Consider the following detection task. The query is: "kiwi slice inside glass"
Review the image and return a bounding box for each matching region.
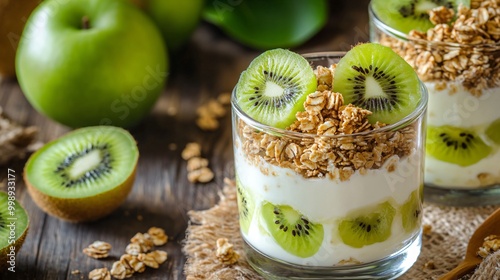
[24,126,139,222]
[333,43,421,124]
[338,201,396,248]
[235,175,255,234]
[0,191,29,269]
[426,125,492,167]
[371,0,469,34]
[235,48,317,129]
[400,190,422,233]
[485,118,500,145]
[261,201,324,258]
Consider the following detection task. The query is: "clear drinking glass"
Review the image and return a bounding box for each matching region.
[231,52,427,279]
[369,2,500,206]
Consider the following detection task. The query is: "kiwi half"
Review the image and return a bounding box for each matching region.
[333,43,421,124]
[235,175,255,234]
[372,0,469,34]
[485,118,500,145]
[338,201,396,248]
[0,191,29,269]
[235,48,317,129]
[261,201,324,258]
[426,125,492,167]
[400,190,422,233]
[24,126,138,222]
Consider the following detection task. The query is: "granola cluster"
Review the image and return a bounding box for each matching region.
[85,227,168,280]
[215,238,240,265]
[237,65,416,181]
[379,0,500,96]
[477,234,500,258]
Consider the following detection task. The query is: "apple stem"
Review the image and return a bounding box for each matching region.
[82,16,90,30]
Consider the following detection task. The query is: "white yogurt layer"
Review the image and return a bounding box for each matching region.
[234,144,422,266]
[425,82,500,188]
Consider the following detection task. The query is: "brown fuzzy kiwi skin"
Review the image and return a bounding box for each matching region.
[0,226,28,269]
[24,165,137,223]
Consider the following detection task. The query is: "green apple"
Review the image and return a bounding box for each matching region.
[131,0,205,50]
[16,0,168,128]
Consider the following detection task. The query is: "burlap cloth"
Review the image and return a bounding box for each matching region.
[183,179,500,280]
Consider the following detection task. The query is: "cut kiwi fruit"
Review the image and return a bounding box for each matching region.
[332,43,421,124]
[426,125,491,167]
[235,48,317,129]
[235,175,255,234]
[261,201,324,258]
[0,191,29,269]
[338,201,396,248]
[485,118,500,145]
[371,0,469,34]
[400,190,422,233]
[24,126,139,222]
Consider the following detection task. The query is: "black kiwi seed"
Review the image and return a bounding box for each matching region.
[0,212,4,228]
[54,144,113,188]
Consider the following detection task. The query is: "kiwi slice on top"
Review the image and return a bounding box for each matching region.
[426,125,492,167]
[261,201,324,258]
[371,0,469,34]
[24,126,138,222]
[235,48,317,129]
[0,192,29,269]
[337,201,396,248]
[333,43,421,124]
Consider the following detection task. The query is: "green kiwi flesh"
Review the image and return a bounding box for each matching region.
[485,118,500,145]
[0,192,29,269]
[235,175,254,234]
[400,190,422,233]
[333,43,421,124]
[338,201,395,248]
[372,0,470,34]
[24,126,138,222]
[426,125,492,167]
[262,201,324,258]
[235,48,317,129]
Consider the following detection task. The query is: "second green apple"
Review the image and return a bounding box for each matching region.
[131,0,205,51]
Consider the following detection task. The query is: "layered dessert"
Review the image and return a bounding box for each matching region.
[231,44,426,266]
[370,0,500,188]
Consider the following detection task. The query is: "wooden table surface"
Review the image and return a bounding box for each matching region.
[0,1,370,279]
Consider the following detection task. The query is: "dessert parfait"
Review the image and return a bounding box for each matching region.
[231,43,427,279]
[370,0,500,203]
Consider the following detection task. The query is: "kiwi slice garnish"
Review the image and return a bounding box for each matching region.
[0,192,29,269]
[426,125,492,167]
[235,175,255,234]
[235,48,317,129]
[333,43,421,124]
[485,118,500,145]
[261,201,324,258]
[24,126,139,222]
[371,0,469,34]
[400,190,422,233]
[338,201,396,248]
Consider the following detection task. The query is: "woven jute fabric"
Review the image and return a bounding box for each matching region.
[183,179,499,280]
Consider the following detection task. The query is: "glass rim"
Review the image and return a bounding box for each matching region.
[231,51,428,139]
[368,1,500,49]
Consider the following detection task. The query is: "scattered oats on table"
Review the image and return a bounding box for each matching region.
[195,93,231,131]
[83,241,112,259]
[88,267,111,280]
[423,260,436,270]
[423,224,433,235]
[148,226,169,246]
[182,142,214,183]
